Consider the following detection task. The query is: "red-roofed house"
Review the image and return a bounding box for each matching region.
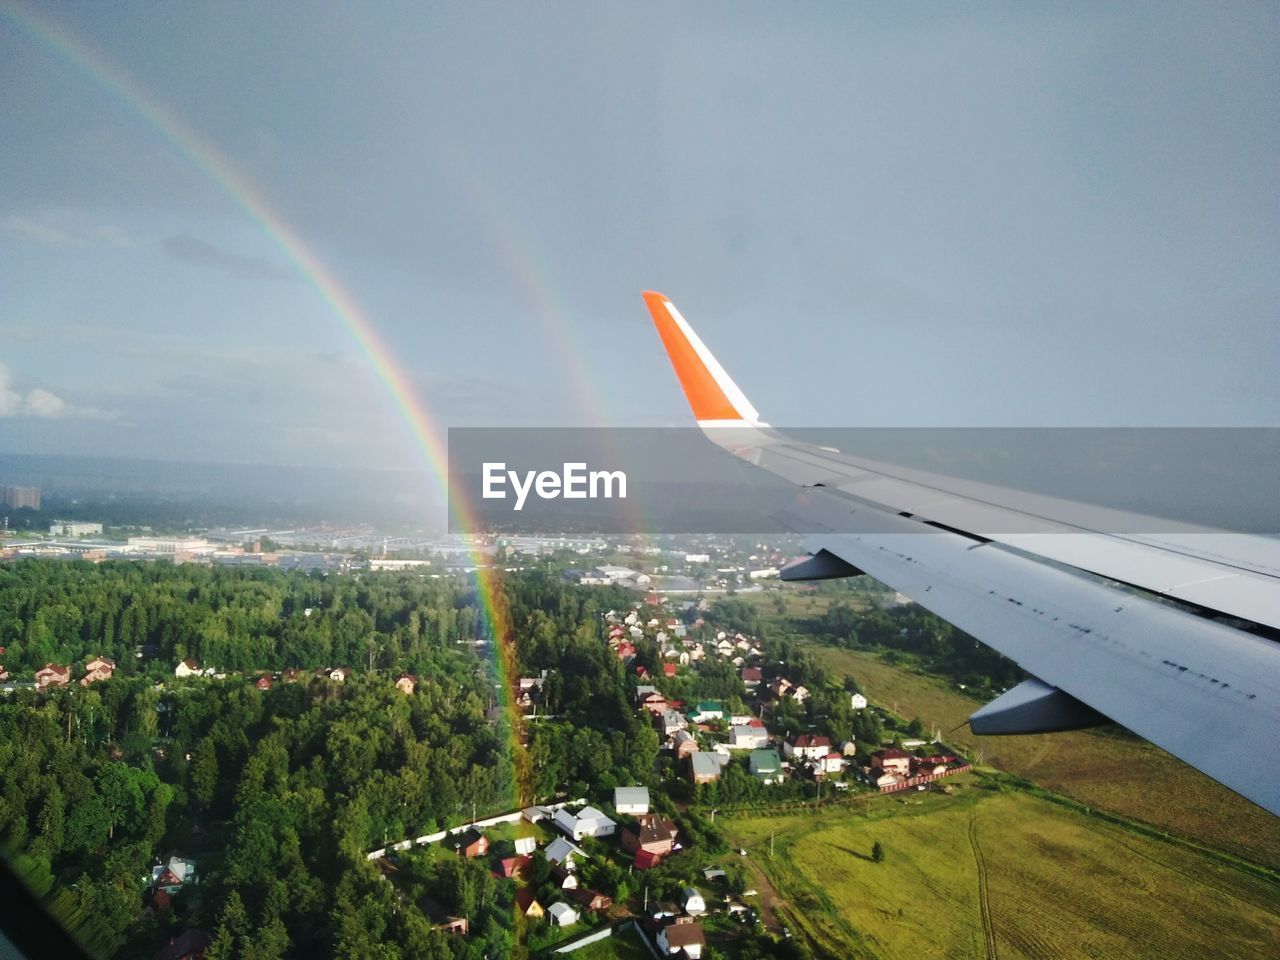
[81,656,116,686]
[663,663,677,678]
[35,663,70,689]
[499,855,532,879]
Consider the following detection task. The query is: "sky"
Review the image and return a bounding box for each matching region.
[1,1,1277,474]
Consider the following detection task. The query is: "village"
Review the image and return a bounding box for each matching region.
[360,587,972,959]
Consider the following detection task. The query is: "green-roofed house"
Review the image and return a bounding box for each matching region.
[749,749,784,785]
[689,701,724,723]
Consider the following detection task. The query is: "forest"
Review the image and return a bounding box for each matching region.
[0,560,531,959]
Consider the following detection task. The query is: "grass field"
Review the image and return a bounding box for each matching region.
[560,930,653,959]
[722,786,1280,960]
[798,641,1280,868]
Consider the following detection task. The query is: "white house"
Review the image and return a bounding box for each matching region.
[553,806,617,841]
[548,902,579,927]
[174,658,201,678]
[614,786,650,815]
[681,886,707,915]
[728,726,769,750]
[850,693,868,710]
[514,836,537,856]
[783,734,832,760]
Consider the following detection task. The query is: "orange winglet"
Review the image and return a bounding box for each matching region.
[643,291,743,421]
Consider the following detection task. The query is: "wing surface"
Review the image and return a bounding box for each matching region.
[643,291,1280,815]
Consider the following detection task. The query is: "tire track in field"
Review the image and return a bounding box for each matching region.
[968,811,999,960]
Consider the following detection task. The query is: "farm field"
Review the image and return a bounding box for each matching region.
[722,786,1280,960]
[798,640,1280,868]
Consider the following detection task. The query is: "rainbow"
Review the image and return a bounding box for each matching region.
[2,1,532,804]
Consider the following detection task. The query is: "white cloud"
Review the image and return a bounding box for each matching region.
[0,364,117,421]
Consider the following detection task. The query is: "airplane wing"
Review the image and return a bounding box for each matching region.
[642,291,1280,816]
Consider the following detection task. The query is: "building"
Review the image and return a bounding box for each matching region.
[127,536,215,555]
[544,836,587,868]
[671,729,698,760]
[749,749,784,784]
[729,725,769,750]
[448,829,489,859]
[553,805,617,841]
[689,701,723,723]
[850,693,868,710]
[175,659,201,679]
[871,748,912,776]
[153,929,212,960]
[1,485,40,510]
[35,663,70,689]
[658,921,706,959]
[49,520,102,537]
[548,902,579,927]
[689,751,727,784]
[783,734,832,760]
[394,673,416,695]
[620,814,678,859]
[81,656,116,686]
[681,886,706,915]
[151,856,198,895]
[514,889,543,918]
[614,786,650,815]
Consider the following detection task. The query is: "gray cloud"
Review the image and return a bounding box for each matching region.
[162,234,294,282]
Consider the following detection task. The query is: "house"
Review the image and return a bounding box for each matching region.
[325,667,352,683]
[437,917,469,936]
[154,929,213,960]
[841,739,858,757]
[553,805,617,841]
[663,663,677,679]
[282,668,304,683]
[550,864,579,890]
[572,888,613,912]
[681,887,707,915]
[656,709,687,736]
[689,752,727,784]
[729,725,769,750]
[514,889,544,918]
[81,656,116,686]
[671,729,698,759]
[633,848,663,870]
[395,673,416,695]
[544,836,587,868]
[689,701,723,723]
[640,691,669,715]
[614,786,650,815]
[749,749,784,785]
[620,814,678,858]
[448,829,488,859]
[151,856,198,895]
[174,658,201,678]
[871,748,912,776]
[255,675,272,691]
[817,752,845,775]
[548,902,579,927]
[513,835,537,856]
[784,734,832,760]
[499,855,531,879]
[35,663,70,689]
[729,713,753,727]
[850,692,868,710]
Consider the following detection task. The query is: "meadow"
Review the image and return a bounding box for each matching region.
[722,785,1280,960]
[798,641,1280,868]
